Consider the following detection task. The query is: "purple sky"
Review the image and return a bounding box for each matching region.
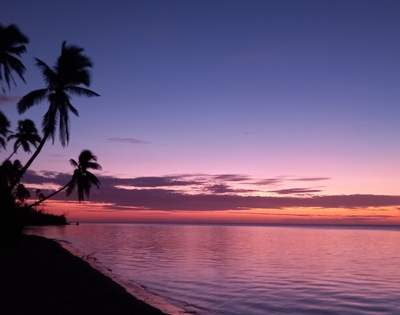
[2,1,400,223]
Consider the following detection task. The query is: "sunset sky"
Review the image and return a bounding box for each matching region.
[2,0,400,224]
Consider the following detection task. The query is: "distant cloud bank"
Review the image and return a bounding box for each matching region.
[22,171,400,212]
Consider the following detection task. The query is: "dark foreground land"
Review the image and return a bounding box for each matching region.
[0,235,165,315]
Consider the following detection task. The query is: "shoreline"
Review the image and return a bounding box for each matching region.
[0,234,185,315]
[54,237,189,315]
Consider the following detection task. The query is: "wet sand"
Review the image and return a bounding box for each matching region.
[0,234,166,315]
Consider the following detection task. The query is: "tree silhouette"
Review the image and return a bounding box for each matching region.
[0,111,10,150]
[0,25,102,236]
[6,119,41,161]
[30,150,101,207]
[15,183,30,204]
[17,42,99,180]
[0,24,29,90]
[67,150,101,201]
[0,159,22,192]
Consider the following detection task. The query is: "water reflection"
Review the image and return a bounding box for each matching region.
[30,224,400,315]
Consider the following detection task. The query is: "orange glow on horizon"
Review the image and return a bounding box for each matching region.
[38,200,400,226]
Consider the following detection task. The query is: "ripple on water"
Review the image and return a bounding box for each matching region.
[28,224,400,315]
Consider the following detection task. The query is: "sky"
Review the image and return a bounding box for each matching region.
[2,0,400,224]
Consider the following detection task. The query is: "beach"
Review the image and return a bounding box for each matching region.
[0,234,166,315]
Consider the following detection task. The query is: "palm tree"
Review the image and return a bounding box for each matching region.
[0,159,22,192]
[15,183,30,204]
[0,111,10,150]
[6,119,41,161]
[0,24,29,89]
[67,150,101,201]
[16,42,99,180]
[29,150,101,207]
[0,159,23,221]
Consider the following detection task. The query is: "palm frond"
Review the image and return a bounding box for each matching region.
[0,111,10,136]
[35,58,57,86]
[0,24,29,88]
[87,171,100,188]
[69,158,78,168]
[14,140,21,153]
[7,119,41,154]
[78,150,97,164]
[86,161,102,170]
[42,103,58,141]
[66,150,102,201]
[4,25,29,46]
[65,86,100,97]
[7,134,16,141]
[58,103,70,146]
[2,63,15,87]
[5,54,26,82]
[7,45,26,55]
[30,134,41,146]
[67,102,79,117]
[57,42,93,86]
[17,88,48,113]
[0,136,6,149]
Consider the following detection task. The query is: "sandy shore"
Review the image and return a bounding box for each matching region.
[0,235,166,315]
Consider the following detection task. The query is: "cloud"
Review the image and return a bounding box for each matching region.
[24,172,204,188]
[0,95,19,106]
[130,176,202,187]
[24,171,70,185]
[213,174,251,182]
[64,190,400,211]
[24,172,252,194]
[23,170,400,211]
[206,183,255,194]
[270,188,322,195]
[253,178,284,185]
[107,137,149,144]
[291,177,331,182]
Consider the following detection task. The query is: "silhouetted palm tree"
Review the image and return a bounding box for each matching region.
[30,150,101,207]
[0,159,22,190]
[67,150,101,201]
[6,119,41,161]
[17,42,99,179]
[0,24,29,89]
[0,111,10,150]
[15,183,30,204]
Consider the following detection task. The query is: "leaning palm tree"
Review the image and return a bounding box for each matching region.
[6,119,41,161]
[0,24,29,89]
[16,42,99,180]
[29,150,101,207]
[0,111,10,150]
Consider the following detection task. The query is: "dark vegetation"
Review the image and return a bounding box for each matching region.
[0,234,165,314]
[0,24,165,315]
[0,24,101,243]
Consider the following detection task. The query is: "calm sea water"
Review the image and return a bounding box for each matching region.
[29,224,400,315]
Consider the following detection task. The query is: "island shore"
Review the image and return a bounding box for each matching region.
[0,234,166,315]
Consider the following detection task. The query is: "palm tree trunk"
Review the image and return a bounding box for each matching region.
[10,132,50,189]
[4,144,20,162]
[28,181,71,208]
[20,132,49,176]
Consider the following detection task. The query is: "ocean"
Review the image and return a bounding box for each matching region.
[29,223,400,315]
